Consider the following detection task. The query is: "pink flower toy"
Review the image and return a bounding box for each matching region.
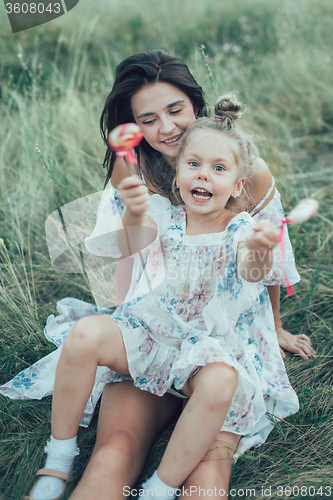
[107,123,144,170]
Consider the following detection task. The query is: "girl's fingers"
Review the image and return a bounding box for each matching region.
[123,189,148,203]
[118,175,145,191]
[123,185,148,197]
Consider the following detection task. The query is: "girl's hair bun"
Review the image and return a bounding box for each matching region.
[214,94,242,123]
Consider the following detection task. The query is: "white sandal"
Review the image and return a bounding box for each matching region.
[28,465,73,500]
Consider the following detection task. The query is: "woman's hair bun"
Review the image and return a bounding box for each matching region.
[214,94,242,122]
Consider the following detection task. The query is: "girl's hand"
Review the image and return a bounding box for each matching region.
[118,175,149,216]
[277,327,316,361]
[246,220,280,253]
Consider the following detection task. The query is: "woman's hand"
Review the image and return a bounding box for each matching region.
[277,327,316,360]
[118,175,149,216]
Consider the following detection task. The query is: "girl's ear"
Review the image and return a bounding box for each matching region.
[232,178,245,198]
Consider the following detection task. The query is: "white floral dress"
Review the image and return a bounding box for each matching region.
[0,184,299,458]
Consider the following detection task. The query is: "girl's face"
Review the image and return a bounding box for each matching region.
[131,82,196,162]
[177,130,245,219]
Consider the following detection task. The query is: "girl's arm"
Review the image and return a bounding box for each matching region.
[237,220,280,282]
[111,155,135,189]
[117,175,157,257]
[245,159,315,359]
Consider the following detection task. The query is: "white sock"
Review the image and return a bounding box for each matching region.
[31,435,79,500]
[141,470,179,499]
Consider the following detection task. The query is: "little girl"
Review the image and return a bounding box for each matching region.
[25,95,299,500]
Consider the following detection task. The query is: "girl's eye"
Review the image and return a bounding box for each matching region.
[214,165,225,171]
[170,108,182,115]
[189,161,199,167]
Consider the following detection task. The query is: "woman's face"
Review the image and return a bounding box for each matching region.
[131,82,196,162]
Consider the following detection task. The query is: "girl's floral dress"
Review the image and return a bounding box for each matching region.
[0,183,299,458]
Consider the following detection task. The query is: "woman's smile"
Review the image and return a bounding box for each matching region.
[161,133,183,147]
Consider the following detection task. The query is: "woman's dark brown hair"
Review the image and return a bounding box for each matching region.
[100,49,207,195]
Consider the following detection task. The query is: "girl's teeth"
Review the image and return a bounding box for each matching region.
[192,191,211,199]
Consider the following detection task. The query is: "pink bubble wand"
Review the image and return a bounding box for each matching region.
[107,123,144,175]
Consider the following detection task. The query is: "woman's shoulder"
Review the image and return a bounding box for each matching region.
[248,157,275,215]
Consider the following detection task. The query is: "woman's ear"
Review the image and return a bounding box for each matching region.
[232,178,245,198]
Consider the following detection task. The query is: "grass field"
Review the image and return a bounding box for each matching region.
[0,0,333,498]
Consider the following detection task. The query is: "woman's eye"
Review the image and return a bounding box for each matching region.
[214,165,225,171]
[142,119,156,125]
[189,161,199,167]
[170,108,182,115]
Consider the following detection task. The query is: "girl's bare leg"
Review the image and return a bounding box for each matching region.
[51,315,129,440]
[156,362,238,488]
[70,382,182,500]
[179,431,240,500]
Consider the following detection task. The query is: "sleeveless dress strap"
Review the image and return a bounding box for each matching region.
[249,177,275,217]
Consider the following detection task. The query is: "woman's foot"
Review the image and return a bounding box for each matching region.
[30,436,79,500]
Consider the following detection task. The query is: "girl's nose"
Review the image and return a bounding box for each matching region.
[197,169,210,181]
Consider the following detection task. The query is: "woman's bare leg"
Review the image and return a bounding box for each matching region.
[179,431,240,500]
[156,363,238,488]
[69,382,182,500]
[52,315,129,440]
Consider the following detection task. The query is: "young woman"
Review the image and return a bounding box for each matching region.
[0,50,315,500]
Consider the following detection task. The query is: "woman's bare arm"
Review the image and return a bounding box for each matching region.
[239,157,275,214]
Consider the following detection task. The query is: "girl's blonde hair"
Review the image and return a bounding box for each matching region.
[172,94,258,210]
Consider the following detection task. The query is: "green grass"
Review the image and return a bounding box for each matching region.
[1,0,333,498]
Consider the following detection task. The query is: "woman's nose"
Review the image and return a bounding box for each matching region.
[159,116,176,135]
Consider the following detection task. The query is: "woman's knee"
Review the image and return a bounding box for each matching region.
[90,430,141,475]
[193,363,238,406]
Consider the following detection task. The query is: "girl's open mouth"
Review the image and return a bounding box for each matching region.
[191,188,213,200]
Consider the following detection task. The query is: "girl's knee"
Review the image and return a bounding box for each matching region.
[193,363,238,405]
[64,316,107,357]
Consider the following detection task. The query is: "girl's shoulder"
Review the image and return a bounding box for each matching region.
[225,211,254,237]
